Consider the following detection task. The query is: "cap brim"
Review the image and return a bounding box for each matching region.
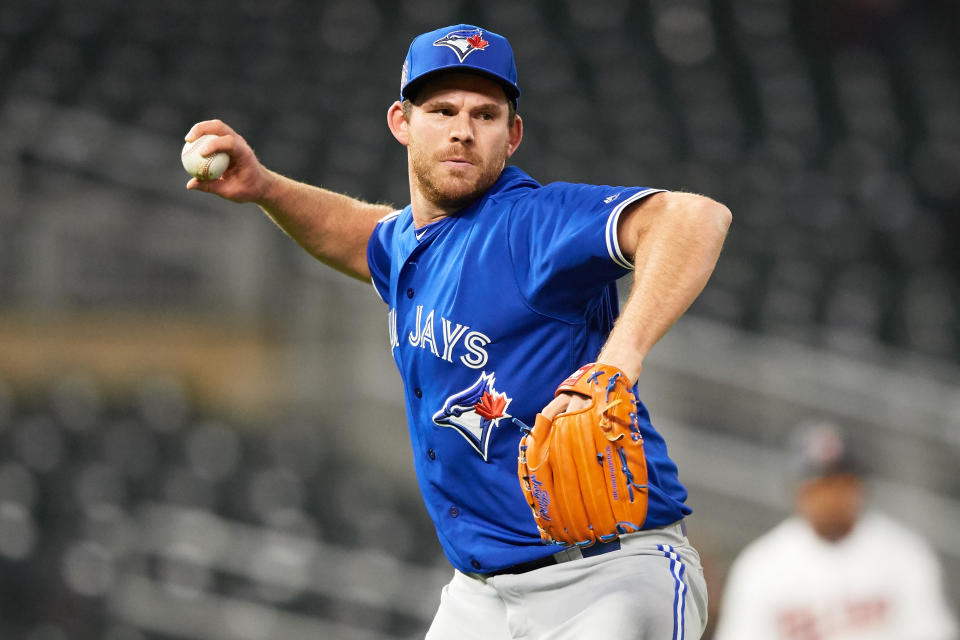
[401,66,520,104]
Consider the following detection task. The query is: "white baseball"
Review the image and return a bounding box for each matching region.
[181,134,230,181]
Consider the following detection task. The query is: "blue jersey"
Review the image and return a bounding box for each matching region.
[367,166,692,574]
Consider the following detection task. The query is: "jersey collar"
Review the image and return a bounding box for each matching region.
[484,166,540,199]
[400,166,540,249]
[414,217,450,243]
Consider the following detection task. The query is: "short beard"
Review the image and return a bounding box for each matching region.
[409,142,505,212]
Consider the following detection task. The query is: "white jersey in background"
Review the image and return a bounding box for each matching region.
[714,511,958,640]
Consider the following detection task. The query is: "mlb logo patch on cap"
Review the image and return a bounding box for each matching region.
[400,24,520,106]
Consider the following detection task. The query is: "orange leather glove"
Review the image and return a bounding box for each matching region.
[518,363,649,546]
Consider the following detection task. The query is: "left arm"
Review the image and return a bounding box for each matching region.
[542,191,731,417]
[597,190,731,381]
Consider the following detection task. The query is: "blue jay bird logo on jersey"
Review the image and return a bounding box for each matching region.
[433,29,490,62]
[433,372,511,460]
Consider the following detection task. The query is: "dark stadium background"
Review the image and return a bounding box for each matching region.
[0,0,957,638]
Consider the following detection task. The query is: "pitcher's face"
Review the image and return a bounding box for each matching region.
[405,73,520,210]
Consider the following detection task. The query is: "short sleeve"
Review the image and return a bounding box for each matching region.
[367,210,401,303]
[507,183,664,317]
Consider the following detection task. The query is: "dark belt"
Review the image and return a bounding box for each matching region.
[484,538,622,577]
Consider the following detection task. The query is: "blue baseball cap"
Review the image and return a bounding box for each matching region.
[400,24,520,106]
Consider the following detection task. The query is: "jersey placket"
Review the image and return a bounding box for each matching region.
[392,219,451,461]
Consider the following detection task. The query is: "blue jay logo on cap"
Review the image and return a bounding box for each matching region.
[433,372,511,460]
[433,29,490,62]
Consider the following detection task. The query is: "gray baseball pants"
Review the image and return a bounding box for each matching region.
[425,521,708,639]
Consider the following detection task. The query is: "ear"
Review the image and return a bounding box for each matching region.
[387,101,409,146]
[505,114,523,159]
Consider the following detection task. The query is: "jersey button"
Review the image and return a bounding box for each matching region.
[406,288,414,298]
[414,388,422,399]
[449,506,460,518]
[471,560,482,570]
[427,448,436,460]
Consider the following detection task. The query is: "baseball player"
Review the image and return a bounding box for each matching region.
[714,423,959,640]
[184,24,731,639]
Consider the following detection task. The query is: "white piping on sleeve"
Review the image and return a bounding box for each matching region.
[604,188,666,270]
[378,209,402,223]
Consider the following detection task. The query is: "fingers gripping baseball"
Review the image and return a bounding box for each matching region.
[183,120,271,203]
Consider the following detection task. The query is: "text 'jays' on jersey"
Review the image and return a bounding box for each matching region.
[367,166,692,574]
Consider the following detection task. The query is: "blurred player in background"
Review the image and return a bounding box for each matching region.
[714,422,958,640]
[184,24,731,639]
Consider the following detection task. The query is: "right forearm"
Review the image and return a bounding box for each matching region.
[256,169,395,280]
[183,120,394,281]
